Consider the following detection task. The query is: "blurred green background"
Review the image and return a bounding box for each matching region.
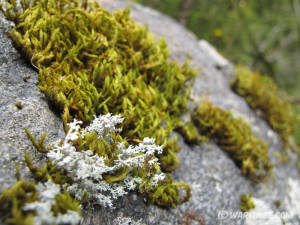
[134,0,300,144]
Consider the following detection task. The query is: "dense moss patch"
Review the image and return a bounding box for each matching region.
[0,180,37,225]
[0,0,196,173]
[175,120,208,145]
[231,67,298,147]
[0,0,196,210]
[192,101,273,183]
[25,115,191,208]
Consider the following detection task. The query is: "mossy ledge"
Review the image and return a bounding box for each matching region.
[231,67,298,147]
[0,0,196,172]
[0,0,196,221]
[192,101,273,183]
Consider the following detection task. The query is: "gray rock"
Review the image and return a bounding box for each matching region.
[0,1,299,225]
[0,15,65,192]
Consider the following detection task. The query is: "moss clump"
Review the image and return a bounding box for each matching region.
[23,115,191,208]
[142,176,191,208]
[192,101,273,182]
[240,193,255,212]
[0,180,37,225]
[175,121,208,145]
[0,175,81,225]
[231,67,298,146]
[0,0,196,173]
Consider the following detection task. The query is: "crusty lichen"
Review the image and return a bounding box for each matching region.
[231,67,298,147]
[192,101,273,183]
[0,0,195,209]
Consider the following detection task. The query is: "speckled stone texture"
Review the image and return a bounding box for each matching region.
[0,16,65,192]
[0,1,299,225]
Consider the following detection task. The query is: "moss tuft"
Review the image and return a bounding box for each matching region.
[143,178,191,208]
[175,120,208,145]
[231,67,298,147]
[0,166,81,225]
[0,180,37,225]
[192,101,273,182]
[240,193,255,212]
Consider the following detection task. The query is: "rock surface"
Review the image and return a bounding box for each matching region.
[0,1,299,225]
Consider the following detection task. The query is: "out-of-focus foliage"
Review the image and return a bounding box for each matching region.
[231,67,298,147]
[136,0,300,144]
[192,101,273,183]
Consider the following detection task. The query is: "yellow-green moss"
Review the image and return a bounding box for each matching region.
[231,67,298,147]
[240,193,255,212]
[175,120,208,145]
[0,0,195,208]
[23,120,191,208]
[192,101,273,183]
[0,0,196,173]
[0,180,37,225]
[0,170,81,225]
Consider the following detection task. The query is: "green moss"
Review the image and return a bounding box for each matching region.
[175,120,208,145]
[23,121,191,208]
[192,101,273,183]
[0,180,37,225]
[0,0,195,208]
[0,169,81,225]
[231,67,298,147]
[240,193,255,212]
[142,177,191,208]
[0,0,196,173]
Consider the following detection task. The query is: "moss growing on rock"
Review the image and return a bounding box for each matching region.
[231,67,297,147]
[0,0,196,173]
[240,193,255,212]
[0,177,81,225]
[175,120,208,145]
[0,0,195,209]
[192,101,273,182]
[24,115,191,208]
[0,180,37,225]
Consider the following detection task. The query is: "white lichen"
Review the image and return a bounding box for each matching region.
[81,113,124,141]
[113,216,145,225]
[46,114,166,208]
[24,180,81,225]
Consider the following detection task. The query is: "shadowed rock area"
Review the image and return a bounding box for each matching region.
[0,1,299,224]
